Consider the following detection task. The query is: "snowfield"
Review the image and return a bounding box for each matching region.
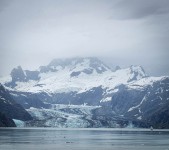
[0,57,159,94]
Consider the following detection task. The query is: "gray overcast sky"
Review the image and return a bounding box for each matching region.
[0,0,169,77]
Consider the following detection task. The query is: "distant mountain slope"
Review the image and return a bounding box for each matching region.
[0,57,168,128]
[146,102,169,129]
[105,77,169,121]
[0,84,32,121]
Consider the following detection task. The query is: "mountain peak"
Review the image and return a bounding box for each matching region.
[10,66,27,83]
[127,65,147,82]
[40,57,112,75]
[68,57,112,76]
[48,57,107,67]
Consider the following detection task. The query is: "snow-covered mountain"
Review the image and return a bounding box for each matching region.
[0,57,169,128]
[1,57,147,94]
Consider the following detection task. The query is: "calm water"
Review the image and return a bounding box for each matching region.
[0,128,169,150]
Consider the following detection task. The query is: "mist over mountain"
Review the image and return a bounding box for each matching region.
[0,0,169,77]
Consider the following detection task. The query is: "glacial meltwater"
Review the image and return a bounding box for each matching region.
[0,128,169,150]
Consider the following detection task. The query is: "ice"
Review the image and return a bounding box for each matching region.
[13,119,25,127]
[26,104,101,127]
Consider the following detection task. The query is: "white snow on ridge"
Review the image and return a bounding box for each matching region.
[0,60,167,95]
[128,76,165,90]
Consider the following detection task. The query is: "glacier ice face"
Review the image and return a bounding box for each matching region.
[13,119,25,127]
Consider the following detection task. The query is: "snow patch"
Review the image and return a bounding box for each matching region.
[128,96,146,112]
[10,93,18,97]
[159,96,162,101]
[100,97,112,102]
[137,116,142,120]
[0,97,5,101]
[21,94,27,97]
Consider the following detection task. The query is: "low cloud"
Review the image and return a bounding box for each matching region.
[111,0,169,20]
[0,0,169,76]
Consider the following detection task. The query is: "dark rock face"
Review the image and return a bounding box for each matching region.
[70,69,94,77]
[10,66,40,86]
[146,103,169,129]
[106,77,169,128]
[70,71,81,77]
[10,91,50,109]
[0,112,16,127]
[115,66,121,71]
[11,66,27,83]
[0,84,32,121]
[38,86,104,106]
[110,86,146,116]
[25,70,40,80]
[75,86,104,105]
[39,66,57,73]
[127,65,147,82]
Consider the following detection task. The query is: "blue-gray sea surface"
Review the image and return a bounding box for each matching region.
[0,128,169,150]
